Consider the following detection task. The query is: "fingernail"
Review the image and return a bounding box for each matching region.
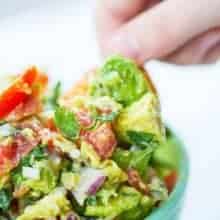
[107,32,141,61]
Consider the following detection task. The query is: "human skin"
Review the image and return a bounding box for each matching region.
[96,0,220,65]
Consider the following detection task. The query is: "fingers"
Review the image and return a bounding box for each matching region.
[96,0,159,55]
[101,0,148,20]
[164,28,220,64]
[103,0,220,64]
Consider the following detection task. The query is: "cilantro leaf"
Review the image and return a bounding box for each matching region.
[127,131,158,149]
[0,189,11,211]
[54,106,80,140]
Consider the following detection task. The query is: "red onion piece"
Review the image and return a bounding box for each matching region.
[87,175,106,195]
[66,213,78,220]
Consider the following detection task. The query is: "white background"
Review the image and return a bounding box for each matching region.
[0,1,220,219]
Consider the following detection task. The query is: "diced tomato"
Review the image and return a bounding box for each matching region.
[164,171,178,193]
[0,66,48,120]
[81,123,117,159]
[6,96,42,121]
[127,169,149,195]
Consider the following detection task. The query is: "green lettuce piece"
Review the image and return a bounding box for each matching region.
[117,196,153,220]
[153,137,180,170]
[54,106,80,140]
[17,188,71,220]
[23,160,59,194]
[85,186,141,217]
[89,55,148,106]
[126,130,158,149]
[112,147,153,177]
[114,92,165,143]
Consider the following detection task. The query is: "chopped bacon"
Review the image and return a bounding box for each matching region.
[45,118,57,132]
[164,171,178,193]
[17,118,43,133]
[75,110,93,128]
[127,169,149,195]
[13,132,40,156]
[0,119,42,176]
[81,123,117,160]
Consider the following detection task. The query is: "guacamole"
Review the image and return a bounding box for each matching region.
[0,56,178,220]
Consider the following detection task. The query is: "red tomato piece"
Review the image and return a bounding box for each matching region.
[81,123,117,159]
[0,66,48,120]
[164,171,178,193]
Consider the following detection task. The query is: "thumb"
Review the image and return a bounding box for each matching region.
[105,0,220,64]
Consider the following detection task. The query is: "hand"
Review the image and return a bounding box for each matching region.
[96,0,220,64]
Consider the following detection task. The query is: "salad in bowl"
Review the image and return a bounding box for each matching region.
[0,56,187,220]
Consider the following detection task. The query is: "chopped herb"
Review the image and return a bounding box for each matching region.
[11,145,47,185]
[49,81,61,108]
[113,147,153,177]
[94,111,118,122]
[127,131,158,149]
[21,146,47,167]
[86,196,97,206]
[0,189,11,211]
[54,106,80,140]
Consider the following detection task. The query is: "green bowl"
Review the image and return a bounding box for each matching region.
[146,129,189,220]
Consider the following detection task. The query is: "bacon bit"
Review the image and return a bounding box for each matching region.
[0,144,18,175]
[81,123,117,160]
[75,111,93,128]
[13,132,39,157]
[127,169,149,195]
[45,118,57,131]
[0,125,41,176]
[47,139,55,153]
[164,171,178,193]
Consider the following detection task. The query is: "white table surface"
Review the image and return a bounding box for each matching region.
[0,1,220,219]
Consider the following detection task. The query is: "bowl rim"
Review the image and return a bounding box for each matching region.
[146,128,190,219]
